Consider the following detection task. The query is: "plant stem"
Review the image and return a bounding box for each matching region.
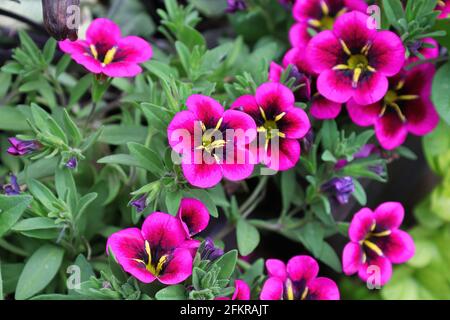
[0,239,28,257]
[239,176,269,213]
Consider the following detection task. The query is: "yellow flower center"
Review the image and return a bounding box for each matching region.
[257,107,286,151]
[378,80,419,123]
[132,240,168,277]
[89,44,118,67]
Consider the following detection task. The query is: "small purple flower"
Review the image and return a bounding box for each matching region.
[321,177,354,205]
[201,238,224,261]
[226,0,247,13]
[2,174,21,196]
[131,195,147,213]
[7,138,40,156]
[66,157,78,169]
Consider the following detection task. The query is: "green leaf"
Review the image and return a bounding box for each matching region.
[165,190,183,216]
[155,285,187,300]
[99,125,147,145]
[236,219,260,256]
[432,63,450,125]
[98,154,142,168]
[128,142,165,176]
[321,120,338,151]
[43,38,57,63]
[214,250,238,280]
[74,254,95,283]
[56,55,72,77]
[0,259,3,300]
[12,217,60,231]
[62,109,83,146]
[185,189,218,217]
[0,106,29,131]
[382,0,405,30]
[281,170,296,215]
[352,179,367,206]
[15,245,64,300]
[0,195,33,237]
[27,179,58,210]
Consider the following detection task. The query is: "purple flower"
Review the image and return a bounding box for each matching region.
[1,174,21,196]
[66,157,78,169]
[226,0,247,13]
[201,238,224,261]
[321,177,354,205]
[7,138,40,156]
[342,202,415,286]
[131,195,147,213]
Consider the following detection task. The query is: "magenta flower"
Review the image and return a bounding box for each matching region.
[342,202,415,286]
[216,280,251,300]
[59,18,152,78]
[177,198,210,238]
[347,64,439,150]
[270,47,343,119]
[107,211,199,284]
[168,94,257,188]
[306,11,406,106]
[231,83,311,171]
[260,255,339,300]
[290,0,367,48]
[437,0,450,19]
[7,138,40,156]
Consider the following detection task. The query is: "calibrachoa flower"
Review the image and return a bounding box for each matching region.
[7,138,40,156]
[306,11,406,106]
[107,210,201,284]
[347,64,439,150]
[270,47,343,119]
[290,0,367,48]
[437,0,450,19]
[226,0,247,13]
[177,198,210,238]
[342,202,415,286]
[321,176,354,205]
[231,83,311,171]
[1,174,21,196]
[260,255,340,300]
[217,280,251,300]
[59,18,152,78]
[168,94,257,188]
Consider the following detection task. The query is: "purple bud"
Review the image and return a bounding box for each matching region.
[66,157,78,169]
[7,138,40,156]
[226,0,247,13]
[301,129,314,153]
[321,177,354,205]
[131,195,147,213]
[2,174,21,196]
[201,237,224,261]
[286,64,311,101]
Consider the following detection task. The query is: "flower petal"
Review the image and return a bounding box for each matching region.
[232,280,251,300]
[306,30,341,74]
[380,230,415,264]
[59,39,89,56]
[373,202,404,231]
[346,99,381,126]
[342,242,363,275]
[86,18,121,47]
[69,53,103,74]
[116,36,152,63]
[186,94,224,127]
[370,31,405,77]
[349,208,375,242]
[222,110,257,144]
[374,113,408,150]
[289,22,312,49]
[279,107,311,139]
[353,72,389,105]
[317,69,353,103]
[158,248,194,285]
[222,147,255,182]
[255,83,295,113]
[102,61,143,78]
[141,212,186,251]
[311,95,342,119]
[269,62,283,82]
[260,277,284,300]
[262,138,301,171]
[106,228,156,283]
[181,156,223,188]
[266,259,287,280]
[167,110,197,154]
[307,277,340,300]
[177,198,210,237]
[358,255,392,286]
[332,12,376,49]
[286,255,319,283]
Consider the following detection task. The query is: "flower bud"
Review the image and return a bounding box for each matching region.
[321,177,355,205]
[42,0,80,41]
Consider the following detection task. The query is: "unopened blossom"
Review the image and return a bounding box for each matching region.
[407,38,440,64]
[290,0,367,48]
[168,94,257,188]
[66,157,78,169]
[226,0,247,13]
[217,280,251,300]
[59,18,152,78]
[307,11,406,106]
[107,211,200,284]
[347,64,439,150]
[7,138,40,156]
[437,0,450,19]
[342,202,415,286]
[231,83,311,171]
[177,198,210,238]
[270,47,343,119]
[260,255,339,300]
[201,238,224,261]
[1,174,21,196]
[321,177,354,205]
[130,195,147,213]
